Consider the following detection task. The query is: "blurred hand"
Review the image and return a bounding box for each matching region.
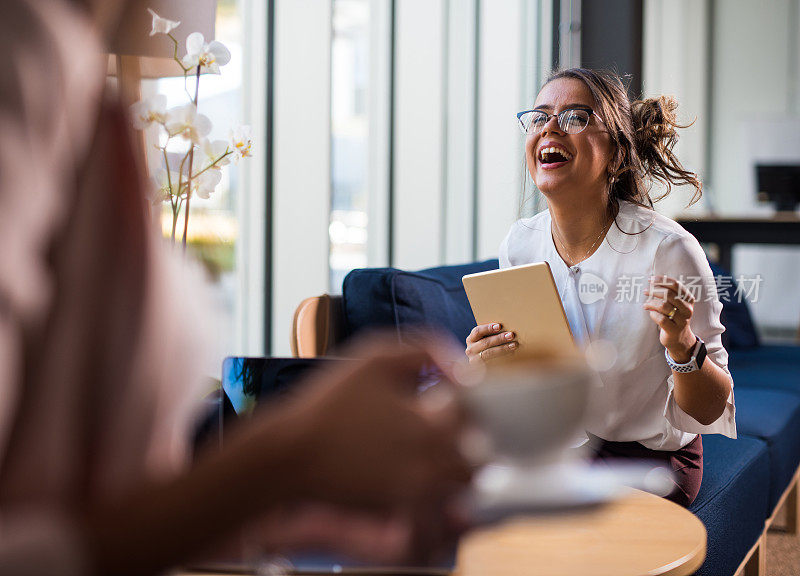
[465,323,518,365]
[285,335,474,511]
[249,504,414,563]
[248,500,465,566]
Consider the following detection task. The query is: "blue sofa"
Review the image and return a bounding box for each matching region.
[339,259,800,576]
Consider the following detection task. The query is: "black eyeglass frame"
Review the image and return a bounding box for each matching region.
[516,106,606,135]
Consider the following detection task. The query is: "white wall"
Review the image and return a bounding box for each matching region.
[271,0,331,355]
[710,0,796,216]
[237,0,268,356]
[392,0,447,269]
[642,0,709,217]
[476,0,528,260]
[444,0,478,265]
[366,0,392,268]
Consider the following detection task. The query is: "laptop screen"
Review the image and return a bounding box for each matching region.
[221,356,444,418]
[218,357,344,445]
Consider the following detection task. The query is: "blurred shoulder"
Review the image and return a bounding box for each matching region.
[0,0,104,319]
[0,0,103,158]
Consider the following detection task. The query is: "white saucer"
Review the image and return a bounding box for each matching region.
[468,459,674,521]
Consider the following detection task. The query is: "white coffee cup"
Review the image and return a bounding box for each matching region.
[461,358,591,465]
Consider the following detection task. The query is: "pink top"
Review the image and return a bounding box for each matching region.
[0,1,207,572]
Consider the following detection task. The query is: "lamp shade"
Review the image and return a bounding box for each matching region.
[107,0,217,78]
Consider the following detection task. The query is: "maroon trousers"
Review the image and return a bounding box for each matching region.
[588,434,703,507]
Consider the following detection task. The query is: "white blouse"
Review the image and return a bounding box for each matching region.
[499,200,736,451]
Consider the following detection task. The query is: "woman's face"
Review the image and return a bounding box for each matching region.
[526,77,614,200]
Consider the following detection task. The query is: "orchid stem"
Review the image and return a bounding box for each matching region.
[182,65,202,253]
[162,147,179,241]
[168,34,191,74]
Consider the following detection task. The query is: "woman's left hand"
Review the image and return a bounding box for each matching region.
[643,275,698,363]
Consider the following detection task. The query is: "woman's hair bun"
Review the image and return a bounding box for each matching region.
[631,95,682,158]
[629,94,701,203]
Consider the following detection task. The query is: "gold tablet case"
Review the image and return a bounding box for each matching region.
[462,262,576,358]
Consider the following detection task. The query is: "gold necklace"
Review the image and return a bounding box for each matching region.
[552,217,610,267]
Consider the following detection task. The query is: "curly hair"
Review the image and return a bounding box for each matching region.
[529,68,702,220]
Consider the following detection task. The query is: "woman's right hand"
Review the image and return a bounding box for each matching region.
[465,323,518,365]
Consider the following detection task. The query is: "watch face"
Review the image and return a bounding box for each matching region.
[696,341,707,370]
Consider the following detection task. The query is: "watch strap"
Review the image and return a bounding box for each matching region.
[665,337,705,373]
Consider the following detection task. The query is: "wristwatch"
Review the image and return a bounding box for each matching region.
[665,337,707,373]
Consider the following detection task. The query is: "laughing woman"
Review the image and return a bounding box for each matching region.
[465,68,735,507]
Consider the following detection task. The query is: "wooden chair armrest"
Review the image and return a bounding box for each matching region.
[291,294,344,358]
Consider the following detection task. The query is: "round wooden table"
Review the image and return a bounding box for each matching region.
[454,489,706,576]
[179,490,706,576]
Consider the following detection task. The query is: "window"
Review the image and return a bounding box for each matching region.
[329,0,371,292]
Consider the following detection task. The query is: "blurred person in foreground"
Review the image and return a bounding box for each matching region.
[0,0,472,574]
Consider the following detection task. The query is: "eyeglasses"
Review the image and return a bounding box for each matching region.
[516,107,605,135]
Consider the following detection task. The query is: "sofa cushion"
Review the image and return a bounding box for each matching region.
[728,344,800,394]
[735,388,800,511]
[690,435,770,576]
[342,260,499,346]
[728,344,800,365]
[708,261,760,349]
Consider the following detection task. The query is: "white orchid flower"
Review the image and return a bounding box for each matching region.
[148,8,180,36]
[181,32,231,74]
[189,140,228,199]
[149,169,181,204]
[201,139,231,168]
[230,125,253,162]
[193,168,223,199]
[130,94,167,130]
[165,104,212,144]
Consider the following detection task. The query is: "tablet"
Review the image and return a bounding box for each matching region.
[462,262,576,358]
